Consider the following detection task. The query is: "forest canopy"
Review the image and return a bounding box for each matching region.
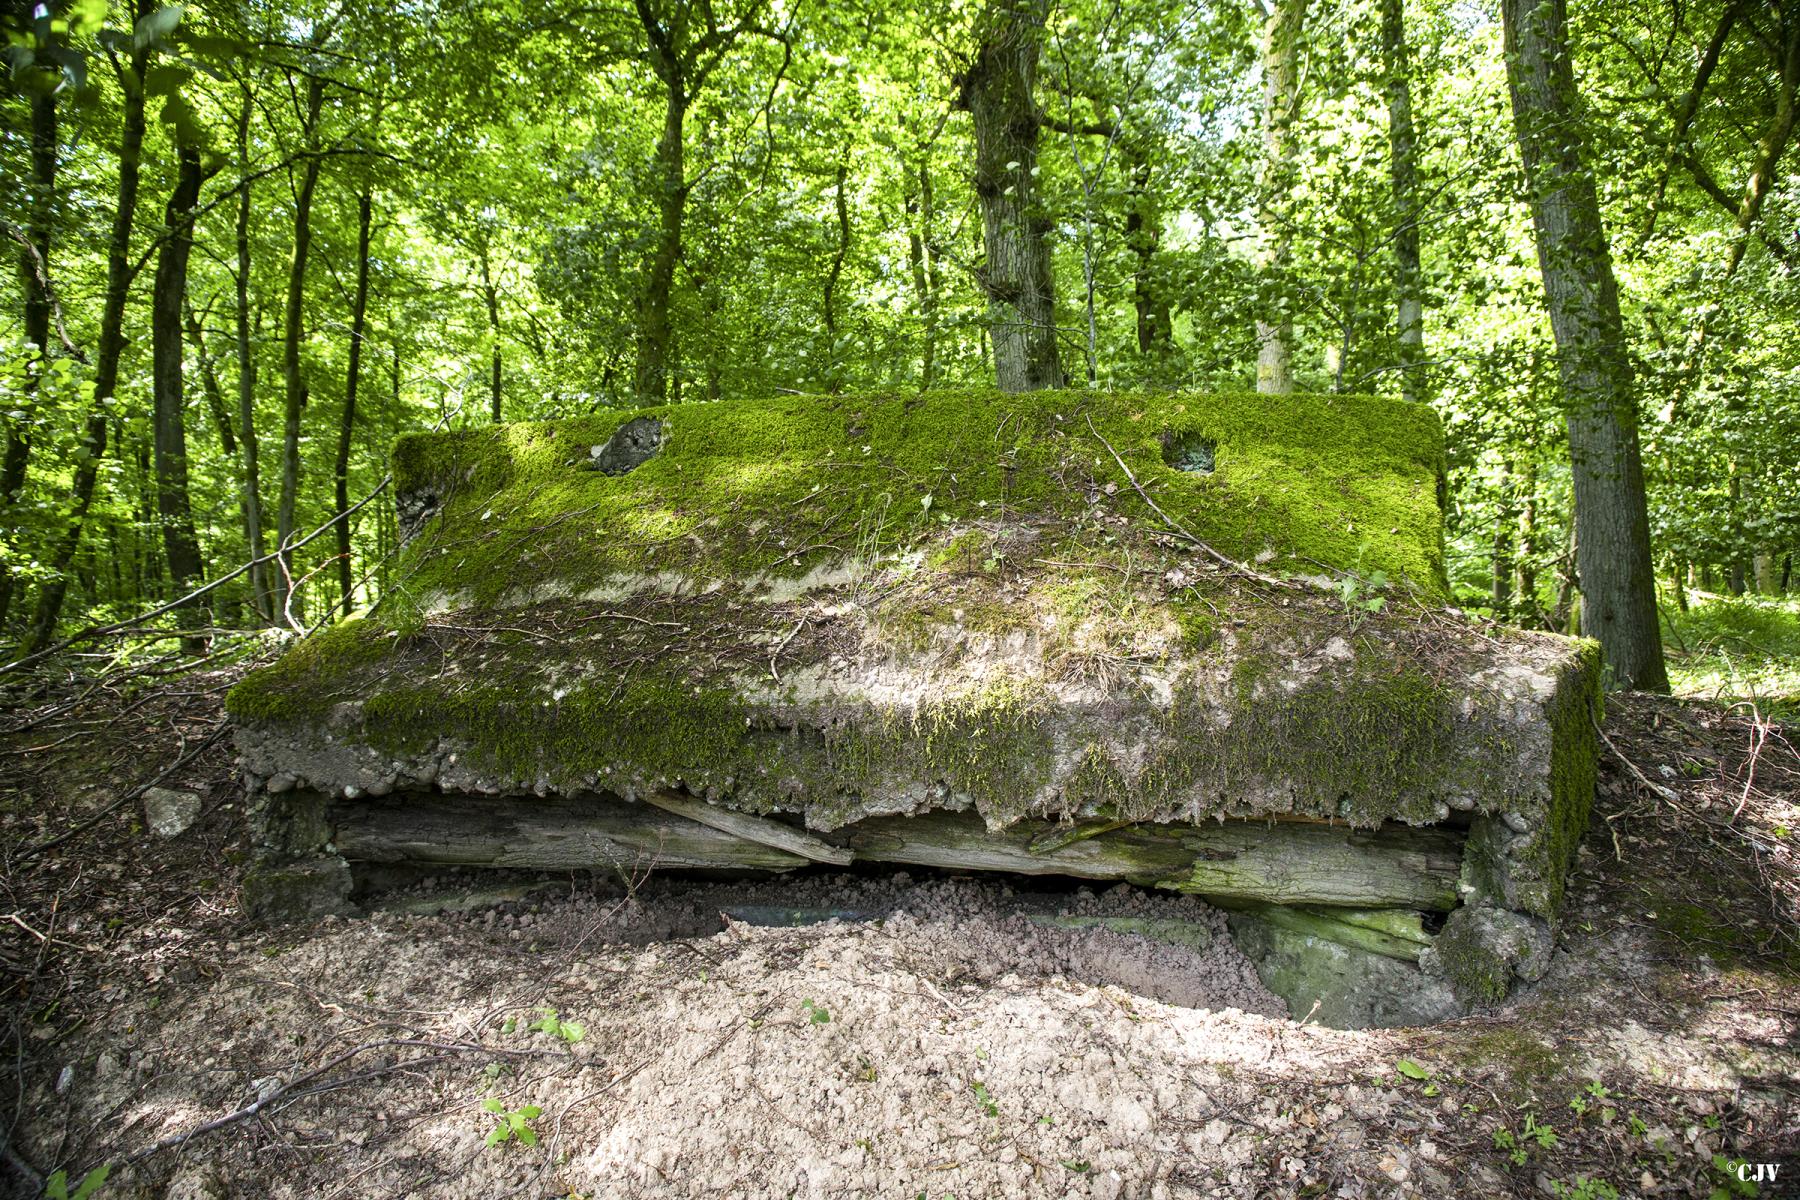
[1,0,1796,695]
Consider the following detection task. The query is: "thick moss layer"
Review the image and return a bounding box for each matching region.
[385,388,1447,614]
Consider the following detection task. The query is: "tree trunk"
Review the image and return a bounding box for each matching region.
[1255,0,1307,394]
[1123,147,1171,354]
[185,303,237,456]
[906,160,940,388]
[236,90,270,623]
[151,145,210,651]
[635,67,686,403]
[277,76,327,623]
[1493,458,1515,617]
[24,39,149,652]
[959,0,1064,393]
[476,238,502,422]
[1516,455,1540,625]
[336,189,374,617]
[1380,0,1426,406]
[0,91,58,629]
[822,156,851,391]
[1501,0,1669,692]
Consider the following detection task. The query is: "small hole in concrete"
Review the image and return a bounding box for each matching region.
[1161,431,1216,474]
[586,416,663,476]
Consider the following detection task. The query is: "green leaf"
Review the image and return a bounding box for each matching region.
[70,1165,113,1200]
[518,1105,541,1118]
[1395,1059,1430,1081]
[482,1097,504,1113]
[484,1125,507,1147]
[516,1126,538,1147]
[133,4,182,50]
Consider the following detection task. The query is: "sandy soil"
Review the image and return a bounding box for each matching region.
[1,679,1796,1200]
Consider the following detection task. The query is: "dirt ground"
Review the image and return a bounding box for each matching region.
[1,669,1795,1199]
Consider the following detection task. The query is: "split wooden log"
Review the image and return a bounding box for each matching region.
[332,794,1464,913]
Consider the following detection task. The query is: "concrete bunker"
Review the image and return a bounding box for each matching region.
[227,389,1601,1028]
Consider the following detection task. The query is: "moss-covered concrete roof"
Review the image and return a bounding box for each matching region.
[229,389,1598,918]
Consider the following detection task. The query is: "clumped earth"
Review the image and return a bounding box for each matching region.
[1,669,1795,1199]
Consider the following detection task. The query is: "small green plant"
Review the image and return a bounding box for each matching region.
[971,1080,998,1117]
[482,1097,542,1148]
[1707,1155,1760,1199]
[1394,1059,1430,1081]
[1551,1177,1620,1200]
[528,1008,585,1044]
[44,1165,111,1200]
[1494,1111,1557,1166]
[800,998,831,1025]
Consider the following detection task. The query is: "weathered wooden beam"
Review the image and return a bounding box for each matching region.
[331,794,1463,912]
[1213,899,1430,962]
[641,789,853,865]
[332,795,810,872]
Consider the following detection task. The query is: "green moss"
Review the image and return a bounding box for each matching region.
[225,619,396,723]
[380,389,1446,614]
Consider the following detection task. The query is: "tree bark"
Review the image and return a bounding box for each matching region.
[476,237,502,422]
[25,34,150,652]
[235,89,270,623]
[277,76,327,622]
[1380,0,1426,406]
[1255,0,1307,394]
[336,189,374,616]
[821,155,851,391]
[1502,0,1669,691]
[1123,147,1171,354]
[150,145,210,650]
[905,160,940,388]
[635,54,686,403]
[0,91,58,629]
[958,0,1064,393]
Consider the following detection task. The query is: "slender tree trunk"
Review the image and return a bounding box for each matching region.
[151,145,210,650]
[906,160,940,388]
[1516,455,1540,624]
[1492,458,1515,617]
[822,156,851,391]
[959,0,1064,392]
[24,39,151,652]
[277,77,326,621]
[185,303,237,456]
[235,91,269,623]
[476,238,502,422]
[0,91,58,628]
[636,67,687,403]
[1380,0,1426,406]
[1502,0,1668,691]
[336,189,374,616]
[1255,0,1307,394]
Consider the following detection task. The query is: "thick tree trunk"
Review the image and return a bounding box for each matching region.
[635,71,686,403]
[336,190,374,616]
[1380,0,1426,406]
[906,160,940,388]
[1502,0,1668,691]
[1255,0,1307,394]
[959,0,1064,393]
[151,146,209,650]
[277,77,327,623]
[235,92,270,623]
[25,42,150,652]
[0,91,58,629]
